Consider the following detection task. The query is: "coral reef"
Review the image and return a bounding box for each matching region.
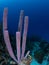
[0,8,49,65]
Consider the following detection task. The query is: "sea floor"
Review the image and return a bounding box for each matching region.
[30,57,49,65]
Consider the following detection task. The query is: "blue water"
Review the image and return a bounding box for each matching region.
[0,0,49,42]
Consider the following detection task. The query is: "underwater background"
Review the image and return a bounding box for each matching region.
[0,0,49,65]
[0,0,49,42]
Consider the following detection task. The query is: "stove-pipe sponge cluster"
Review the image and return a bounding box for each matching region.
[3,8,32,65]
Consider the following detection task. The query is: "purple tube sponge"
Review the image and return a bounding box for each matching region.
[16,32,21,62]
[3,8,8,30]
[4,30,18,63]
[21,16,29,59]
[18,10,24,33]
[3,8,18,64]
[3,8,30,65]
